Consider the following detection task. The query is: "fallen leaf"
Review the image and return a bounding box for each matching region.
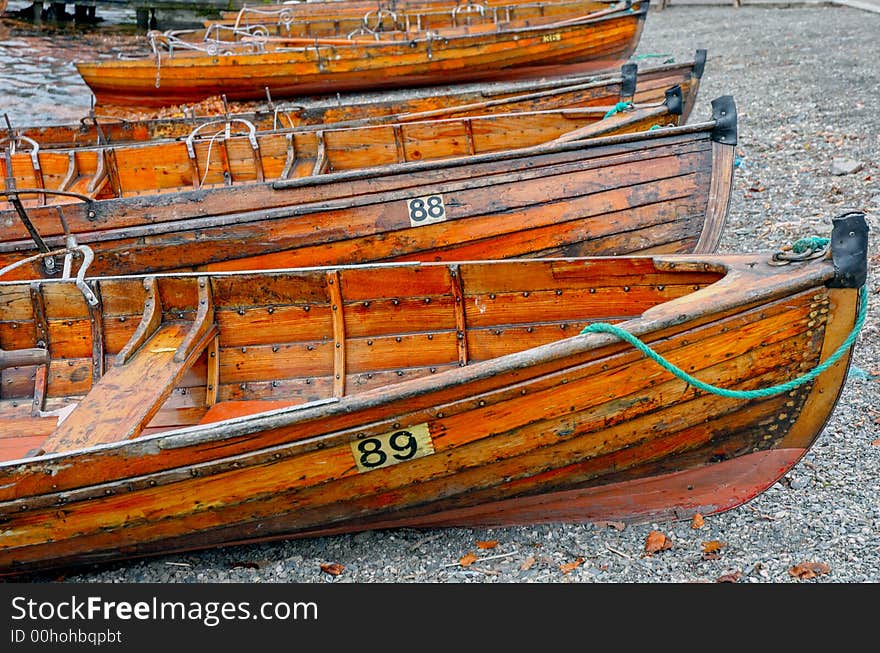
[691,513,705,529]
[716,571,742,583]
[229,561,261,570]
[470,567,500,576]
[476,540,498,550]
[644,530,673,555]
[459,552,477,567]
[559,557,585,574]
[702,540,727,554]
[789,561,830,579]
[872,439,880,447]
[519,556,536,571]
[320,562,345,576]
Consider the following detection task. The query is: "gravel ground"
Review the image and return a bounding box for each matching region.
[13,5,880,584]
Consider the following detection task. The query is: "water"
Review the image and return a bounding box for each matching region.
[0,1,141,126]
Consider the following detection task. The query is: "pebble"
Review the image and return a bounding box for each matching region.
[831,158,864,175]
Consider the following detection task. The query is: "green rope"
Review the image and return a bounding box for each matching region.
[632,53,673,60]
[603,101,633,119]
[791,236,829,253]
[578,285,868,400]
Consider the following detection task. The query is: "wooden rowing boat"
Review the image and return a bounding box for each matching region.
[10,53,706,150]
[0,83,693,208]
[201,0,613,41]
[75,0,650,107]
[0,211,867,576]
[0,96,737,278]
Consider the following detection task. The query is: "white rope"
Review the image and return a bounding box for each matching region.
[199,129,226,187]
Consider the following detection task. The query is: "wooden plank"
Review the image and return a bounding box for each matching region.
[40,322,214,454]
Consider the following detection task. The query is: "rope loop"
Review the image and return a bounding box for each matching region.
[578,284,867,400]
[771,236,829,265]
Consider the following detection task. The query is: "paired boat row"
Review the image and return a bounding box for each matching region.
[0,0,868,576]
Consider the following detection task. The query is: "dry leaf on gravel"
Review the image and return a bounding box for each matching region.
[644,530,673,555]
[702,541,726,553]
[476,540,498,549]
[228,561,261,570]
[320,562,345,576]
[519,556,536,571]
[559,558,585,574]
[691,514,705,529]
[716,571,742,583]
[789,562,831,579]
[459,552,477,567]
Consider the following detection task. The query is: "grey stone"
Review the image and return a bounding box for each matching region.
[830,158,864,175]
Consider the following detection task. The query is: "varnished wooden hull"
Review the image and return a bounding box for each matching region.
[75,2,649,107]
[0,212,867,575]
[12,55,705,150]
[0,99,736,279]
[0,94,692,206]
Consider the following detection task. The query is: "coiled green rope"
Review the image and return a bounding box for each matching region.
[791,236,830,253]
[603,101,633,119]
[579,247,868,400]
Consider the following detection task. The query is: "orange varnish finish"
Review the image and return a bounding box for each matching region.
[74,2,650,107]
[0,243,862,575]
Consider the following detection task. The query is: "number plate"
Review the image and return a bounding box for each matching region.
[542,33,561,43]
[406,194,447,227]
[350,423,435,473]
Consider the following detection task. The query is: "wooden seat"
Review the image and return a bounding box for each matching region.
[41,323,212,454]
